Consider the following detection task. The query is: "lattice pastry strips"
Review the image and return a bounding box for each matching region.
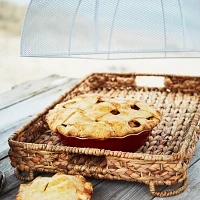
[46,94,161,139]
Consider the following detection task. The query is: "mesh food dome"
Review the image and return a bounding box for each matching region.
[21,0,200,59]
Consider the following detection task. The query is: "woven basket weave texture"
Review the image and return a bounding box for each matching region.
[8,73,200,197]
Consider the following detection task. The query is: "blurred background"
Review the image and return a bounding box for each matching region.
[0,0,200,94]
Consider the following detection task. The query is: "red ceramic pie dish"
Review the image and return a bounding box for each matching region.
[57,130,151,152]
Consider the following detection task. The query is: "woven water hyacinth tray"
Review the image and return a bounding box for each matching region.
[8,73,200,197]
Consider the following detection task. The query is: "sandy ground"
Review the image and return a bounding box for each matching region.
[1,32,200,94]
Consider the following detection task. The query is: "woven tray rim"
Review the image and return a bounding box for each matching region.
[8,72,200,162]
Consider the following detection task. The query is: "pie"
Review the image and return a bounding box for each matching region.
[15,173,93,200]
[46,94,161,139]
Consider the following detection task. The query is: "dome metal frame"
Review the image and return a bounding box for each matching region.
[20,0,200,59]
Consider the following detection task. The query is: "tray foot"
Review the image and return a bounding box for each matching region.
[149,178,188,197]
[14,168,34,181]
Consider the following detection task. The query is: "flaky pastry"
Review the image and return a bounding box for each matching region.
[46,94,161,139]
[15,173,93,200]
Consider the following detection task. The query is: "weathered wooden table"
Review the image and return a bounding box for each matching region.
[0,75,200,200]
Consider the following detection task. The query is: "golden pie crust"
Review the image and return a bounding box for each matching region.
[46,94,161,139]
[15,173,93,200]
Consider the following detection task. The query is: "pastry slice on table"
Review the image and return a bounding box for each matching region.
[15,172,93,200]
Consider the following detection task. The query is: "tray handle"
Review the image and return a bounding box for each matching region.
[86,73,200,92]
[14,168,34,181]
[149,178,188,197]
[135,75,200,92]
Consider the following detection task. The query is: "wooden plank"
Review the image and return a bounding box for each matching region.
[0,150,8,160]
[0,187,19,200]
[92,179,153,200]
[0,77,79,130]
[0,75,69,110]
[190,141,200,166]
[0,117,33,154]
